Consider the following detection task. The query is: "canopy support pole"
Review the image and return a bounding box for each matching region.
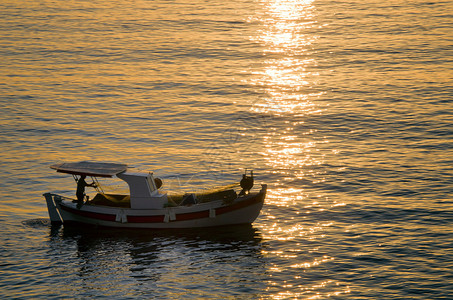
[91,176,104,194]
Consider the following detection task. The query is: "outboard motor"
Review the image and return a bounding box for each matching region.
[239,169,254,195]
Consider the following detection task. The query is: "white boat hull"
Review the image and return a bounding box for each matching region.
[44,185,266,229]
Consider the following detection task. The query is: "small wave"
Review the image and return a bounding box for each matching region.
[21,218,51,228]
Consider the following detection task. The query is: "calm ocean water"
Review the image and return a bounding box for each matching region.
[1,0,452,298]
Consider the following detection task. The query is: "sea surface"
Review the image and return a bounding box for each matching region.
[0,0,452,299]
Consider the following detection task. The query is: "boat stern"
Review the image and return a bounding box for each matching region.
[43,193,63,223]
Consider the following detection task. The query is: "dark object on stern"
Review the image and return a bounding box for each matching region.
[239,169,254,195]
[154,177,163,189]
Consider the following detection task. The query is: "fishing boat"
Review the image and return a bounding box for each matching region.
[44,161,266,229]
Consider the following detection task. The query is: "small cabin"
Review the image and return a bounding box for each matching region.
[117,171,168,209]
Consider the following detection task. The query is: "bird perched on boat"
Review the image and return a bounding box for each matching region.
[239,169,254,195]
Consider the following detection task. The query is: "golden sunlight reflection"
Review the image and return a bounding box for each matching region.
[253,0,317,54]
[248,1,344,298]
[249,0,320,116]
[290,255,335,269]
[248,0,325,197]
[261,220,334,242]
[267,281,351,300]
[265,186,306,206]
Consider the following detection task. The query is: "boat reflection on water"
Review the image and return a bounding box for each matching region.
[51,222,262,246]
[47,223,266,296]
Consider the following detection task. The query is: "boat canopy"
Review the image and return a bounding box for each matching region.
[50,161,128,177]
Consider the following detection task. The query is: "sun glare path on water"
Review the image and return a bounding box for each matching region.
[246,0,350,298]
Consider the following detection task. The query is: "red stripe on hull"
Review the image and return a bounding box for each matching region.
[175,210,210,221]
[126,215,165,223]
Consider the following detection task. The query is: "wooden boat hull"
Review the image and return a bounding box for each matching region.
[44,185,266,229]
